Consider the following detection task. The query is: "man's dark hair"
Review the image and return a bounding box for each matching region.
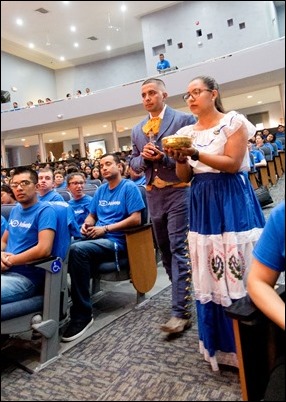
[100,153,121,164]
[11,166,38,184]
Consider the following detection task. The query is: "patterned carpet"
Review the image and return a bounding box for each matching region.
[1,285,242,401]
[1,174,284,401]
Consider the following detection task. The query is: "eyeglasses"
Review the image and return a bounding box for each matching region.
[182,89,213,102]
[69,181,85,186]
[10,180,34,189]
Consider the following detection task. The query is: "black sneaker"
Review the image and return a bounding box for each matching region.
[61,318,94,342]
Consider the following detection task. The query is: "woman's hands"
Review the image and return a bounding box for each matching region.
[163,145,196,162]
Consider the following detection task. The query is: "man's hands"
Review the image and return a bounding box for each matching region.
[141,143,164,161]
[81,223,106,239]
[1,252,13,271]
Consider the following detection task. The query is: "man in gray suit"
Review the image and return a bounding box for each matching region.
[130,78,196,334]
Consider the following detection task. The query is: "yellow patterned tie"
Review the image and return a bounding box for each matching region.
[142,117,161,137]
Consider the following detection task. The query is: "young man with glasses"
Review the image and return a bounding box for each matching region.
[1,167,57,304]
[129,78,196,334]
[67,172,93,227]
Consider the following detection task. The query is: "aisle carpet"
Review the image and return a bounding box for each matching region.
[1,285,241,401]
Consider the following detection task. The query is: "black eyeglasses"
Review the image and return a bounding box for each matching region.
[182,89,213,102]
[10,180,34,189]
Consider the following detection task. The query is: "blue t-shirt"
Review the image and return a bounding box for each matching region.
[1,215,8,238]
[68,194,93,226]
[38,190,64,202]
[89,179,145,250]
[253,201,285,272]
[49,201,81,245]
[157,59,171,70]
[6,201,57,285]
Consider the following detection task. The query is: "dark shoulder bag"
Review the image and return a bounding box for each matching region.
[254,186,273,207]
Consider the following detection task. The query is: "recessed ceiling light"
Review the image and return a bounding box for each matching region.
[49,139,53,142]
[21,138,26,142]
[247,95,253,99]
[16,18,23,26]
[74,42,79,48]
[60,56,65,61]
[29,43,35,49]
[120,4,127,12]
[70,26,76,32]
[257,101,263,104]
[106,45,111,51]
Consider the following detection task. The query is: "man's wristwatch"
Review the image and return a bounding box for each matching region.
[191,149,200,161]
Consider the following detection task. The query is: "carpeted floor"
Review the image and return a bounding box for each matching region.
[1,285,242,401]
[1,174,284,401]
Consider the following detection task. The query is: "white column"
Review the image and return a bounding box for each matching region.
[1,139,7,167]
[78,127,86,157]
[38,133,46,162]
[279,83,285,124]
[111,120,119,152]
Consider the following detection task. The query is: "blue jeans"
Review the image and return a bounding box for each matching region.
[68,238,119,322]
[1,272,36,304]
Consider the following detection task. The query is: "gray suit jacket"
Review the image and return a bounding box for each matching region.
[129,106,196,184]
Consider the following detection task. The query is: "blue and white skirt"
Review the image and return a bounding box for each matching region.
[188,172,265,370]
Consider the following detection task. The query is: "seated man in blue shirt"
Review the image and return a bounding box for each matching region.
[1,167,57,304]
[157,53,171,71]
[67,172,93,228]
[62,153,146,342]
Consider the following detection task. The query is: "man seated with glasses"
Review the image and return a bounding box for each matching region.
[66,172,93,229]
[1,167,57,305]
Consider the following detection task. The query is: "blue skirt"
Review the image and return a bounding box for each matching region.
[188,172,265,370]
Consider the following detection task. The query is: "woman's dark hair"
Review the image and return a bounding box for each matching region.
[191,75,225,113]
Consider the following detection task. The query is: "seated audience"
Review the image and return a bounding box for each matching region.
[247,201,285,401]
[266,132,283,151]
[37,167,65,202]
[247,141,267,183]
[128,166,146,186]
[275,124,285,141]
[156,53,171,71]
[255,133,274,160]
[1,215,8,238]
[54,169,67,189]
[26,101,35,108]
[1,167,57,304]
[89,166,102,186]
[247,200,285,328]
[67,172,93,228]
[1,184,17,205]
[62,153,145,342]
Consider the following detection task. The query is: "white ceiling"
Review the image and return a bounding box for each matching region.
[1,1,284,148]
[1,1,182,69]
